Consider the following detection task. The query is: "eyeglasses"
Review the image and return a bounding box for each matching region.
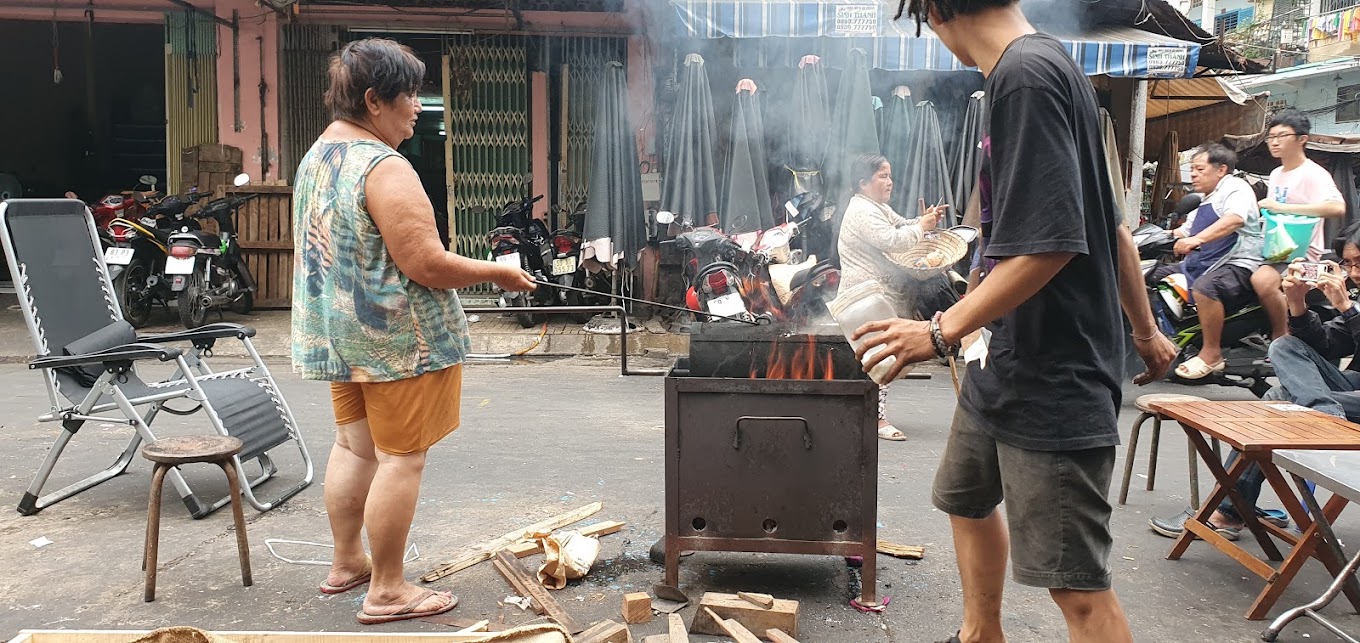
[1342,260,1357,269]
[1266,133,1300,142]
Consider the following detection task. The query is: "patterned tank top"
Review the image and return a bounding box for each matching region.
[290,138,470,383]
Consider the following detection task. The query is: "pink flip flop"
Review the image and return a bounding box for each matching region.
[319,569,372,595]
[357,590,458,625]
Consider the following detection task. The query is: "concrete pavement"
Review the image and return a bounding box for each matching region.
[0,355,1354,642]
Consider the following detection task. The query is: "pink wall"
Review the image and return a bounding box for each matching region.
[530,71,549,221]
[214,0,280,183]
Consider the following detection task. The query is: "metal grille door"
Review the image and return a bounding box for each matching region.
[280,25,339,183]
[557,37,627,215]
[445,35,528,286]
[164,11,219,193]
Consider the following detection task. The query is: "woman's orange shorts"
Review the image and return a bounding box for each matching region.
[330,364,463,455]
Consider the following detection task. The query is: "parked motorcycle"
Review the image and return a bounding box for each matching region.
[485,193,554,328]
[89,175,161,230]
[165,174,258,329]
[658,211,761,324]
[105,187,209,327]
[546,202,610,323]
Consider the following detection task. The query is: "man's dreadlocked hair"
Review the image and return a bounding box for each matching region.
[894,0,1020,36]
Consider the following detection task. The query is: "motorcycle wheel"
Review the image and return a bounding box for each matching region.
[230,289,254,315]
[509,295,536,329]
[178,270,211,329]
[566,287,591,324]
[116,260,154,328]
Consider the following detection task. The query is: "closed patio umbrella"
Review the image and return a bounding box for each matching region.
[898,100,955,226]
[660,53,719,228]
[824,48,879,263]
[581,61,645,270]
[880,87,916,217]
[950,91,986,224]
[720,80,774,234]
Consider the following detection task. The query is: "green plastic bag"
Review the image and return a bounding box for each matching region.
[1262,210,1316,263]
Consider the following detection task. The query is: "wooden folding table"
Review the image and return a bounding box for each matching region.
[1149,400,1360,620]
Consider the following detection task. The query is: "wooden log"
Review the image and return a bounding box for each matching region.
[690,593,798,639]
[737,591,775,609]
[622,592,653,624]
[504,520,625,558]
[575,619,632,643]
[490,551,585,634]
[766,628,801,643]
[420,502,602,581]
[876,540,926,560]
[667,613,689,643]
[703,608,762,643]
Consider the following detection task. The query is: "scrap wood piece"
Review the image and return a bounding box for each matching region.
[492,550,586,634]
[704,607,762,643]
[575,619,632,643]
[420,501,603,582]
[452,620,489,634]
[690,592,799,639]
[876,540,926,560]
[642,637,668,643]
[506,520,626,558]
[667,613,690,643]
[737,591,775,609]
[765,628,801,643]
[622,592,654,624]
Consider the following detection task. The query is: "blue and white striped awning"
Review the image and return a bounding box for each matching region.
[671,0,1202,78]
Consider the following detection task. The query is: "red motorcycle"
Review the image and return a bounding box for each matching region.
[79,175,161,230]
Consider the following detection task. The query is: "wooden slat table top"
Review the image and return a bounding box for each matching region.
[1148,401,1360,452]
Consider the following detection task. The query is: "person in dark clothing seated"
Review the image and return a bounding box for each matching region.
[1152,224,1360,540]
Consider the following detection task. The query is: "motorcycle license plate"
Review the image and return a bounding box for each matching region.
[103,247,134,266]
[552,256,577,275]
[707,292,747,318]
[495,252,521,267]
[165,256,196,275]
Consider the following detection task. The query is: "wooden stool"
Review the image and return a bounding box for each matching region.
[1119,394,1221,507]
[141,435,252,602]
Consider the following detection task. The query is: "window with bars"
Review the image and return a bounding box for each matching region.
[1324,0,1360,14]
[1339,84,1360,123]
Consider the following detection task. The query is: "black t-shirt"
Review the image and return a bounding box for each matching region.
[960,33,1123,452]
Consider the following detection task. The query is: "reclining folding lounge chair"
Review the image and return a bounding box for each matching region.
[0,198,313,518]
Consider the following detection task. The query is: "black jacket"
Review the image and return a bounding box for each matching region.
[1290,309,1360,372]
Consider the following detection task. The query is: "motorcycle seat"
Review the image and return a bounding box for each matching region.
[769,255,826,305]
[169,229,220,247]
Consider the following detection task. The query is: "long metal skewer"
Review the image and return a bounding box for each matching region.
[531,278,761,326]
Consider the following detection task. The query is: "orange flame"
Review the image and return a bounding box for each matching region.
[751,334,835,380]
[742,272,787,322]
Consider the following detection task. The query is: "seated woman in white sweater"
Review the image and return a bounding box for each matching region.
[837,153,946,441]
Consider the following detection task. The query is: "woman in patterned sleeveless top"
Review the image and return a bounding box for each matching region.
[291,38,534,625]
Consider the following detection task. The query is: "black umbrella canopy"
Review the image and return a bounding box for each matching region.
[787,56,830,172]
[949,91,986,223]
[660,53,719,228]
[898,100,955,226]
[824,49,880,264]
[825,49,880,198]
[581,61,645,270]
[880,89,916,217]
[720,81,774,234]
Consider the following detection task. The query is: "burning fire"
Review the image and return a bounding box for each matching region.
[751,334,836,380]
[743,273,786,322]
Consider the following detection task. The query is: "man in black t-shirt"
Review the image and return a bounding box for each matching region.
[854,1,1177,641]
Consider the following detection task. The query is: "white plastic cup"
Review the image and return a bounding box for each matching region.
[826,281,913,385]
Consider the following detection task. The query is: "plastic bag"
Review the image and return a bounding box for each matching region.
[1263,210,1316,263]
[537,530,601,590]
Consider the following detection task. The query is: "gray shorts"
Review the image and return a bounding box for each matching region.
[932,406,1117,591]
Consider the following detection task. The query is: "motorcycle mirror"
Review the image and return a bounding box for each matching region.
[471,205,487,215]
[139,175,158,187]
[784,200,798,218]
[656,211,675,225]
[232,173,251,188]
[522,173,533,186]
[1174,193,1202,216]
